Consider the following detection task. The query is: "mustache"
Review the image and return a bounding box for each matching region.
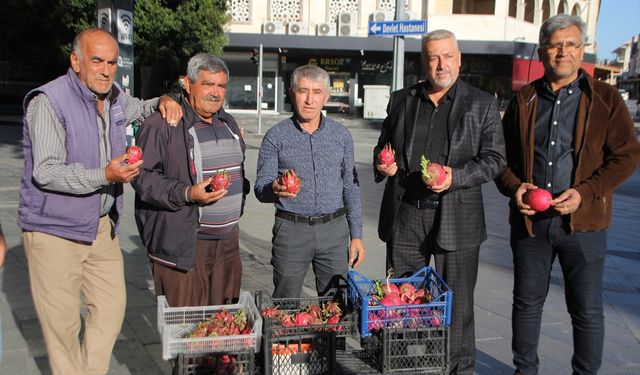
[203,95,221,102]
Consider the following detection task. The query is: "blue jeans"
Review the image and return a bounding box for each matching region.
[511,217,606,375]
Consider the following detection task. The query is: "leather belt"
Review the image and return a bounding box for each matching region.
[276,207,346,225]
[402,197,440,209]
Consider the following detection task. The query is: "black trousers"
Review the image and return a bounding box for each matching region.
[390,201,479,375]
[511,217,606,375]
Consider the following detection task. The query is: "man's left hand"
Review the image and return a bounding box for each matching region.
[552,188,581,215]
[349,239,366,268]
[429,166,452,193]
[158,95,183,126]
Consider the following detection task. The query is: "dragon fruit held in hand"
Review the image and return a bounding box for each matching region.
[377,143,396,166]
[210,171,231,191]
[523,188,553,212]
[277,169,301,194]
[420,155,446,186]
[126,146,143,164]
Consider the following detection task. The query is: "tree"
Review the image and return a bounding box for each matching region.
[0,0,230,73]
[134,0,230,73]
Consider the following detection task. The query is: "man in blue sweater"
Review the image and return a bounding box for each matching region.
[255,65,366,298]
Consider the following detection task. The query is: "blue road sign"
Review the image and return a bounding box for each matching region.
[368,20,428,36]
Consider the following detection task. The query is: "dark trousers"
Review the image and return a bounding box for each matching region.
[391,202,479,375]
[511,217,606,375]
[271,215,349,298]
[152,225,242,307]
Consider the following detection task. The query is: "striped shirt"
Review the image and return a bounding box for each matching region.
[26,92,159,216]
[193,117,244,239]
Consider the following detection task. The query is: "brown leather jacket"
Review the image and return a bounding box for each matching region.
[496,71,640,236]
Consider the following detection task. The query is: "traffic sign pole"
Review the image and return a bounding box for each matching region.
[392,0,405,91]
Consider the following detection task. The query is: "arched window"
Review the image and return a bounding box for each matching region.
[509,0,517,17]
[542,0,550,21]
[524,0,535,22]
[453,0,496,14]
[557,0,567,14]
[571,3,580,16]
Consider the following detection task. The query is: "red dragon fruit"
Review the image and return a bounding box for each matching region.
[277,169,301,194]
[210,171,231,191]
[377,143,396,166]
[126,145,143,164]
[523,188,553,212]
[420,155,446,186]
[293,311,314,326]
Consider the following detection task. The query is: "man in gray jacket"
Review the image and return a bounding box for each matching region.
[133,53,249,308]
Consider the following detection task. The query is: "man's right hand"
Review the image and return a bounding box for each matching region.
[515,182,538,216]
[271,178,298,198]
[105,153,142,183]
[376,162,398,177]
[190,178,227,204]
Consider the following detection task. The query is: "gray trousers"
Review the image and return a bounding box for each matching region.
[271,215,349,298]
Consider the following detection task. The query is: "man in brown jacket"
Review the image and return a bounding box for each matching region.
[496,14,640,375]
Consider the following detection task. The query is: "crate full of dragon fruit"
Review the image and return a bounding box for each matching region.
[175,349,255,375]
[158,291,262,360]
[256,291,353,338]
[347,267,452,338]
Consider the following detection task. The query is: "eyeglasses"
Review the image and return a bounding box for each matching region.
[545,41,583,53]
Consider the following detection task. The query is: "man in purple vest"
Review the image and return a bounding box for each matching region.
[18,28,181,375]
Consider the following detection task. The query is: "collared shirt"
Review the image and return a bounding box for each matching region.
[254,115,363,239]
[403,81,456,200]
[26,92,159,216]
[533,73,583,194]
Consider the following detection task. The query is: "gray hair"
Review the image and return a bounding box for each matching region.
[539,14,587,47]
[186,53,229,83]
[290,65,330,91]
[422,29,459,50]
[72,28,117,59]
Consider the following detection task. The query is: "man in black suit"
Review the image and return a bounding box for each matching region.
[373,29,506,375]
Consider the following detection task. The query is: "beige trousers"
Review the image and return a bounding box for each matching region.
[23,215,126,375]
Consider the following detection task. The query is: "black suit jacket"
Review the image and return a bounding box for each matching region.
[374,80,506,251]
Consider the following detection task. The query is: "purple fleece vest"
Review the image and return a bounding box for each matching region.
[18,68,127,243]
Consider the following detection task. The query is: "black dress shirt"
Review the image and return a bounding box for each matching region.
[402,82,456,200]
[533,73,583,195]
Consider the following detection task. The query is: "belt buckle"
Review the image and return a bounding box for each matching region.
[308,215,323,225]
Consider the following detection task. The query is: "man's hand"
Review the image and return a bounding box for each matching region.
[272,178,298,198]
[158,95,183,126]
[0,234,6,267]
[552,188,581,215]
[105,154,142,183]
[514,182,539,216]
[349,238,366,268]
[376,162,398,177]
[427,166,452,193]
[190,178,227,204]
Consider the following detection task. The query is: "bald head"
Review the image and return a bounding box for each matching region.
[70,28,119,97]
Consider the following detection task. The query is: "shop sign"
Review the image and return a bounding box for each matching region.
[361,60,393,74]
[308,57,351,72]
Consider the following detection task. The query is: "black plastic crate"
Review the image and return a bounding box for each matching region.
[174,349,255,375]
[361,326,449,374]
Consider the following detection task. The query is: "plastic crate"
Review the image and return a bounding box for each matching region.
[347,267,452,338]
[256,291,349,375]
[158,291,262,360]
[256,291,353,338]
[174,349,254,375]
[361,326,450,374]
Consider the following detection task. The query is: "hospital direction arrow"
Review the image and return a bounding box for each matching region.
[368,20,428,36]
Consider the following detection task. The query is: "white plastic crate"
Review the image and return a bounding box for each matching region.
[157,291,262,360]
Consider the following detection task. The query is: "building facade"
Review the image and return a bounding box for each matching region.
[221,0,600,114]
